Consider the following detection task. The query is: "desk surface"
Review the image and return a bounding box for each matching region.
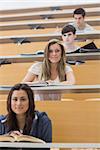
[0,142,100,148]
[0,52,100,64]
[0,31,100,44]
[0,18,100,31]
[0,84,100,95]
[0,7,100,21]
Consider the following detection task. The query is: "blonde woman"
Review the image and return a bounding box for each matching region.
[22,39,75,100]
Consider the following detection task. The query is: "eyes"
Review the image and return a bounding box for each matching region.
[63,33,73,37]
[49,49,61,53]
[12,97,27,102]
[75,17,82,20]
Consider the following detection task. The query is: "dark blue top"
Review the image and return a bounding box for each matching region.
[0,111,52,150]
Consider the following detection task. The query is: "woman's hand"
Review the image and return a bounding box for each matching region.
[46,80,55,84]
[9,130,23,136]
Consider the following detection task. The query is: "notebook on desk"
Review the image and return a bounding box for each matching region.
[80,42,100,52]
[82,42,97,49]
[66,42,100,54]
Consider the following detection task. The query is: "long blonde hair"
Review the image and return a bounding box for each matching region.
[41,39,66,81]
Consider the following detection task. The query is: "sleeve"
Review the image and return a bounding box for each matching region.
[65,64,73,73]
[0,122,2,135]
[41,117,52,143]
[0,116,6,135]
[28,62,42,76]
[38,113,52,143]
[85,24,94,31]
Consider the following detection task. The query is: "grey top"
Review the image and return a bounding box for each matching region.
[70,22,94,33]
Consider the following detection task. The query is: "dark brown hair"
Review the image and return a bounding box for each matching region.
[61,24,76,35]
[73,8,86,18]
[6,83,35,134]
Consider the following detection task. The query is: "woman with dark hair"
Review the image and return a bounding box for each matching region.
[0,83,52,149]
[22,39,75,101]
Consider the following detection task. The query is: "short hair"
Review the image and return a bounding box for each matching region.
[61,24,76,35]
[73,8,86,17]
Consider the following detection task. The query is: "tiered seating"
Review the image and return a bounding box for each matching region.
[0,7,100,22]
[1,2,100,15]
[0,18,100,31]
[0,40,100,56]
[0,2,100,143]
[0,31,100,44]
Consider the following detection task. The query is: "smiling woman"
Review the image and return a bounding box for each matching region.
[22,39,75,101]
[0,83,52,150]
[11,89,29,116]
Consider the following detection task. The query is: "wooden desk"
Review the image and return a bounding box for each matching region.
[0,31,100,44]
[36,100,100,142]
[0,18,100,31]
[0,84,100,95]
[0,7,100,22]
[0,52,100,64]
[0,142,100,149]
[1,100,100,142]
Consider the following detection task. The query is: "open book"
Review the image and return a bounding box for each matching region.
[0,134,45,143]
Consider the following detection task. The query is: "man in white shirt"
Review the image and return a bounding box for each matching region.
[70,8,94,32]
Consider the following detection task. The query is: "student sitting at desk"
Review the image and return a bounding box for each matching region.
[61,24,98,64]
[70,8,94,33]
[61,24,80,53]
[0,83,52,150]
[22,39,75,101]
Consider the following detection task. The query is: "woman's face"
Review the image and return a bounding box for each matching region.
[48,43,62,64]
[11,89,29,115]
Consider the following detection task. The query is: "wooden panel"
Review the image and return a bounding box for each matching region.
[0,16,98,25]
[0,63,33,85]
[63,61,100,98]
[0,28,56,36]
[0,7,100,22]
[72,60,100,84]
[0,39,99,56]
[36,101,100,142]
[0,31,100,44]
[1,93,100,102]
[0,18,99,31]
[0,60,100,86]
[0,100,7,114]
[0,42,47,56]
[0,26,100,36]
[1,100,100,142]
[62,93,100,101]
[0,61,100,85]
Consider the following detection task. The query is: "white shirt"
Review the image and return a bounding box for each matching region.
[70,22,94,33]
[28,62,73,101]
